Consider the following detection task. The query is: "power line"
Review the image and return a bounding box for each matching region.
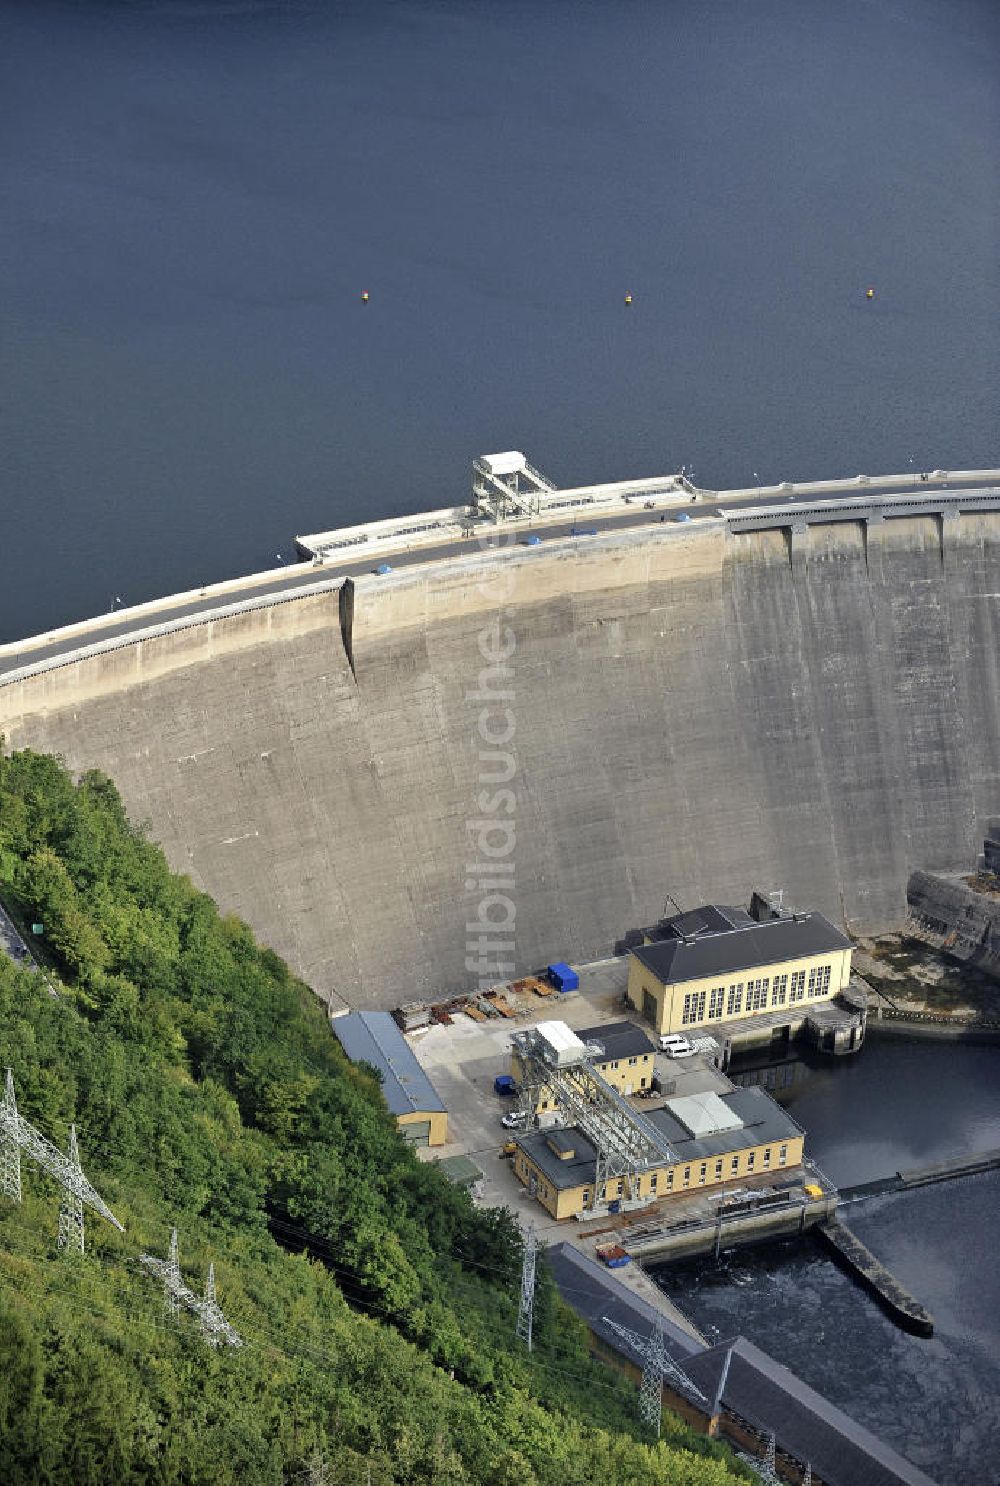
[600,1313,708,1440]
[0,1220,647,1409]
[264,1208,700,1397]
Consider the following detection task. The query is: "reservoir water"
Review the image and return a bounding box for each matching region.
[653,1036,1000,1482]
[2,0,999,640]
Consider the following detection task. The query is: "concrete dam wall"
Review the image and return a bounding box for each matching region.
[1,513,999,1012]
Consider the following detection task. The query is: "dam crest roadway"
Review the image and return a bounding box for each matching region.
[2,460,999,684]
[2,458,1000,1014]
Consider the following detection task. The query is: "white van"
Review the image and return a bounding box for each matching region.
[659,1034,694,1058]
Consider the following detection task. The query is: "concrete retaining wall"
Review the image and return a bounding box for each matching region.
[2,513,1000,1010]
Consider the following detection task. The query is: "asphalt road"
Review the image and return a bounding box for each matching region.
[0,899,30,966]
[0,477,982,679]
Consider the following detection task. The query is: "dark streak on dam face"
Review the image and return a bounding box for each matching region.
[1,515,999,1012]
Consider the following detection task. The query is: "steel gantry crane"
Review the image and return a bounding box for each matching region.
[510,1025,676,1209]
[471,453,555,522]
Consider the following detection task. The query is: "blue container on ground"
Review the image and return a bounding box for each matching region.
[547,961,579,993]
[494,1074,517,1096]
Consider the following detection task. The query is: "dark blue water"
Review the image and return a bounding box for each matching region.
[655,1037,1000,1482]
[2,0,999,639]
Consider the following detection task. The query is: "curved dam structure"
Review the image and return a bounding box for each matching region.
[2,478,1000,1012]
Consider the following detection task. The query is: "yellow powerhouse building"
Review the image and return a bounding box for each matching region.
[626,902,853,1038]
[512,1087,805,1220]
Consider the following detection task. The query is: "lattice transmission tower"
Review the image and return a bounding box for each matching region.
[736,1430,781,1484]
[600,1313,708,1439]
[165,1227,181,1321]
[0,1068,124,1250]
[138,1228,242,1348]
[57,1125,85,1254]
[1,1068,22,1203]
[515,1224,537,1351]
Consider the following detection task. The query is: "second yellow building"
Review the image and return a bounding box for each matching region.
[512,1085,806,1220]
[626,902,853,1038]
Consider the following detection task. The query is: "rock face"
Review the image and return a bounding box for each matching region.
[2,513,999,1011]
[907,870,1000,981]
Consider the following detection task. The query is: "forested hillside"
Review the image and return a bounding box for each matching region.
[0,748,745,1485]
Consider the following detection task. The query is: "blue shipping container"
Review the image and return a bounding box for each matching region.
[547,961,580,992]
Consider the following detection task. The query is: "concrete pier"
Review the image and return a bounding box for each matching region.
[816,1219,934,1336]
[899,1147,1000,1189]
[835,1149,1000,1206]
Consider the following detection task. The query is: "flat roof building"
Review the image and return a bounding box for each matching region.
[627,900,854,1039]
[512,1086,805,1219]
[331,1011,448,1147]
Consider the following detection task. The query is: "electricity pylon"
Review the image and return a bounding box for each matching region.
[639,1312,668,1438]
[201,1262,228,1347]
[138,1229,242,1348]
[600,1313,708,1439]
[736,1430,781,1484]
[165,1227,181,1321]
[1,1068,22,1202]
[57,1125,85,1254]
[0,1069,124,1246]
[516,1224,537,1351]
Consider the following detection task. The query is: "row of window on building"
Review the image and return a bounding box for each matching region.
[581,1142,792,1205]
[681,963,833,1025]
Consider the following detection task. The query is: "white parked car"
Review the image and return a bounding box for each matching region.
[659,1034,694,1058]
[501,1111,530,1129]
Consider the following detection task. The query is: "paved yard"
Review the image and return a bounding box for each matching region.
[408,954,732,1240]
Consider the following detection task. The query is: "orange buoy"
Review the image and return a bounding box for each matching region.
[361,290,370,303]
[866,286,875,300]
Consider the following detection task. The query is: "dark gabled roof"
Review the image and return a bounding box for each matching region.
[331,1011,446,1117]
[633,908,851,988]
[547,1250,939,1486]
[656,904,755,940]
[684,1337,939,1486]
[577,1020,657,1061]
[545,1242,701,1366]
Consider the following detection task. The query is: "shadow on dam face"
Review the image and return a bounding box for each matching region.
[1,515,999,1012]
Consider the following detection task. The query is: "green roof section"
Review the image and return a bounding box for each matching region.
[435,1155,483,1189]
